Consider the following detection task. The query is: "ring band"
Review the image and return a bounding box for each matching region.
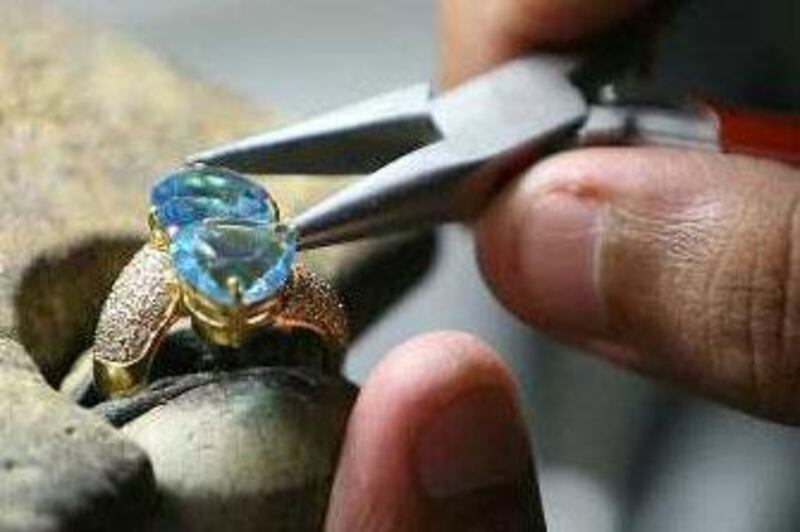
[91,166,349,398]
[92,245,348,398]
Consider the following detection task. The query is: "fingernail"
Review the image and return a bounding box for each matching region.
[418,387,531,498]
[518,188,606,337]
[418,388,544,529]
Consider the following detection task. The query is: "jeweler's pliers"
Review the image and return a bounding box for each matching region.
[189,52,800,250]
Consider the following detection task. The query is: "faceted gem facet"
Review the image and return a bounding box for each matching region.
[151,166,276,236]
[171,219,297,306]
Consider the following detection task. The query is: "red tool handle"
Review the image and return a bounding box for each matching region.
[704,102,800,166]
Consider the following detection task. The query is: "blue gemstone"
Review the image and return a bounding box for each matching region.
[151,166,276,236]
[171,219,297,306]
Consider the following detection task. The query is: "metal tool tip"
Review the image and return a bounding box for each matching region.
[185,145,228,166]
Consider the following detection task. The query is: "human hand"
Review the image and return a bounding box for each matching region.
[326,1,800,530]
[445,0,800,424]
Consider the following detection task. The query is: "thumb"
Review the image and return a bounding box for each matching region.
[476,148,800,423]
[325,333,544,531]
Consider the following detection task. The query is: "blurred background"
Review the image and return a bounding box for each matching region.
[52,0,800,530]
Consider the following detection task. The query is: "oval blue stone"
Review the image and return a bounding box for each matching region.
[171,219,297,306]
[151,166,276,236]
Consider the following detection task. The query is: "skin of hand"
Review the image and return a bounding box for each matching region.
[326,0,800,530]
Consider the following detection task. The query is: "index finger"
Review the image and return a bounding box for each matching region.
[440,0,647,86]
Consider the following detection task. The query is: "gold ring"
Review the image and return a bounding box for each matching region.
[90,165,348,398]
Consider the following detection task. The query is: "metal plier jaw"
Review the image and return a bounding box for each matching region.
[190,54,800,250]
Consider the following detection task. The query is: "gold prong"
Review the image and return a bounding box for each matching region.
[148,207,170,251]
[268,194,280,221]
[227,276,245,347]
[147,206,157,232]
[227,276,243,305]
[273,222,287,238]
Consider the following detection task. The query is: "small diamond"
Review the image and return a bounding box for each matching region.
[151,166,276,236]
[171,219,297,306]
